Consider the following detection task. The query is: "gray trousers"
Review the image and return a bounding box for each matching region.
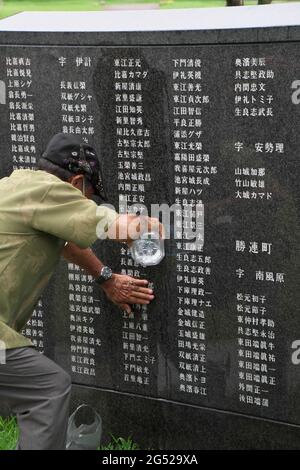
[0,346,71,450]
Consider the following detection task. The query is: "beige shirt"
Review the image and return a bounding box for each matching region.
[0,169,118,350]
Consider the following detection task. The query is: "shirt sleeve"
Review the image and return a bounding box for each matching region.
[31,179,119,249]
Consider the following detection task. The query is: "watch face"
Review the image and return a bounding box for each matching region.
[101,266,113,280]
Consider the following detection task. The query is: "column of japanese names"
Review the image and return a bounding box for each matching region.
[233,55,282,408]
[5,54,44,351]
[171,57,215,397]
[58,53,100,378]
[113,56,154,387]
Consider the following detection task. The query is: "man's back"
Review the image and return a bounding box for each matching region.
[0,169,67,349]
[0,168,117,350]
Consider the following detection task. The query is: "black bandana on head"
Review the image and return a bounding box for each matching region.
[41,133,108,203]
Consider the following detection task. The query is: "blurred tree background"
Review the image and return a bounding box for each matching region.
[226,0,273,5]
[0,0,297,20]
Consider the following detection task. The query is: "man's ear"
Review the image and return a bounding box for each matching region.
[69,174,83,189]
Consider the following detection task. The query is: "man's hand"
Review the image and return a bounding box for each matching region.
[100,273,154,314]
[62,244,155,314]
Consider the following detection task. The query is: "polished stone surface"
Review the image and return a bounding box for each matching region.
[0,11,299,448]
[71,384,300,450]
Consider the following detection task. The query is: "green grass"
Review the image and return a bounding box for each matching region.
[0,416,19,450]
[0,416,139,450]
[160,0,300,8]
[0,0,101,20]
[0,0,297,20]
[100,435,139,450]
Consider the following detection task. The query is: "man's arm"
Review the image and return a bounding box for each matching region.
[62,242,104,278]
[62,242,154,314]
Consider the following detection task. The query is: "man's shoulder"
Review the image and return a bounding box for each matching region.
[10,169,61,184]
[10,169,73,193]
[8,169,86,202]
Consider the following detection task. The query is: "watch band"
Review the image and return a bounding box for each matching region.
[94,266,113,285]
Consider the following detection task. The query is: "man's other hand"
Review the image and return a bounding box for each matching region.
[100,273,155,314]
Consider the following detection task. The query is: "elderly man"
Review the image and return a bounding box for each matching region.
[0,133,163,450]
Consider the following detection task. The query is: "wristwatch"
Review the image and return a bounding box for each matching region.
[94,266,113,285]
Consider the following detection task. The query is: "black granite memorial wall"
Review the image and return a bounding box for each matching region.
[0,7,300,449]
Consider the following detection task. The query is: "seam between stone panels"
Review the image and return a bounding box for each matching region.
[72,383,300,429]
[1,40,300,48]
